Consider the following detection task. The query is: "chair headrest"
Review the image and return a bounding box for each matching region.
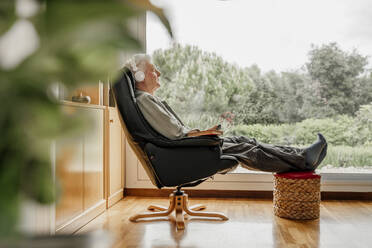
[122,67,136,103]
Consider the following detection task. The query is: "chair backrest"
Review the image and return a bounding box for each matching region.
[112,68,164,188]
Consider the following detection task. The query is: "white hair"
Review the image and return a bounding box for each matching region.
[126,53,152,73]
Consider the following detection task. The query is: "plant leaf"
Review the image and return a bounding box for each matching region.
[0,0,17,36]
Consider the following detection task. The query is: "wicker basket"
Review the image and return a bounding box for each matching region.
[273,172,321,220]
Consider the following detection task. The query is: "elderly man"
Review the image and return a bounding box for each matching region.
[128,54,327,173]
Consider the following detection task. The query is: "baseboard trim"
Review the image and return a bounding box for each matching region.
[321,191,372,200]
[124,188,372,200]
[56,200,106,235]
[107,189,124,208]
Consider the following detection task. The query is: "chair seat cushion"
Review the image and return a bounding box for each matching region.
[274,171,321,179]
[144,143,238,187]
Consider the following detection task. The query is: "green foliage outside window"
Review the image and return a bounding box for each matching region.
[153,43,372,128]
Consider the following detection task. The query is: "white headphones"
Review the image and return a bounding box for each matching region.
[127,56,147,82]
[134,70,145,82]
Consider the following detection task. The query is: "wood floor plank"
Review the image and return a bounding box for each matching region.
[77,197,372,248]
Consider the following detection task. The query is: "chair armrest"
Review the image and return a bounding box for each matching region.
[148,135,222,148]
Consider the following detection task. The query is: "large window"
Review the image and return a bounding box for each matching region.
[147,0,372,175]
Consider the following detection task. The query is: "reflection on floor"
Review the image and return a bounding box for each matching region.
[77,196,372,248]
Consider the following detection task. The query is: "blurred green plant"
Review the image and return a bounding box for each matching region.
[0,0,172,237]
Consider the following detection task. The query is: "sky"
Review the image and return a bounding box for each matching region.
[147,0,372,72]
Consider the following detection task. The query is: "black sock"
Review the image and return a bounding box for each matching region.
[305,133,327,168]
[317,143,327,165]
[308,143,328,170]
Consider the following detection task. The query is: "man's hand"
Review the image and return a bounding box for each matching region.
[207,124,221,131]
[186,125,223,137]
[187,129,200,135]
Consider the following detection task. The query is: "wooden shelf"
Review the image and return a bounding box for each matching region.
[60,100,106,110]
[56,81,115,108]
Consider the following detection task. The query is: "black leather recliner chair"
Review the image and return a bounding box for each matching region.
[112,68,239,230]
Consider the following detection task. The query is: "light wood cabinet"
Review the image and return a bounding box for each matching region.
[55,135,84,228]
[53,103,126,234]
[84,108,104,209]
[105,107,125,208]
[55,104,105,234]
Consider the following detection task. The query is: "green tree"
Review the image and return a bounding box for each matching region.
[306,43,369,116]
[153,44,255,129]
[349,103,372,145]
[234,67,283,125]
[278,71,308,123]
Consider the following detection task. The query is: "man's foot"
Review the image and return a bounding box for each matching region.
[315,142,327,166]
[305,133,327,169]
[307,143,328,170]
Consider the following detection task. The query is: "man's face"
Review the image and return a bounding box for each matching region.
[144,62,161,92]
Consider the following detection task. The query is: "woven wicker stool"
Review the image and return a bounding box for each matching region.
[273,171,321,220]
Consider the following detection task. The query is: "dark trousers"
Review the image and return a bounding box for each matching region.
[222,136,309,173]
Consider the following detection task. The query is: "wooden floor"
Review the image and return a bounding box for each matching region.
[77,196,372,248]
